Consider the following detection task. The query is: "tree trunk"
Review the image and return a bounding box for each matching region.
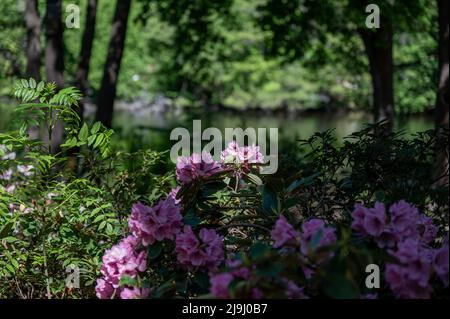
[359,22,395,131]
[25,0,41,81]
[95,0,132,128]
[76,0,98,119]
[24,0,42,143]
[44,0,64,153]
[434,0,449,187]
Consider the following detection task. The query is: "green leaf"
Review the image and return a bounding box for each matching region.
[29,78,36,89]
[183,214,201,226]
[262,184,278,214]
[78,123,89,141]
[0,222,14,239]
[323,272,359,299]
[93,134,104,149]
[247,173,263,186]
[374,190,385,202]
[119,275,137,287]
[36,81,44,91]
[249,243,270,259]
[87,135,97,146]
[90,122,102,135]
[287,173,320,193]
[148,242,163,260]
[256,261,283,277]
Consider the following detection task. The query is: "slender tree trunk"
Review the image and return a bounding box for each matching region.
[95,0,132,128]
[359,22,395,131]
[44,0,64,153]
[434,0,449,186]
[25,0,41,81]
[25,0,42,143]
[76,0,98,119]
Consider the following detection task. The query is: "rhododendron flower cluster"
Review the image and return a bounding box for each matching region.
[271,216,336,262]
[209,260,262,299]
[176,226,224,270]
[300,219,337,256]
[270,215,300,248]
[210,272,235,298]
[209,259,307,299]
[221,141,264,164]
[176,152,223,184]
[220,141,264,175]
[97,196,184,299]
[351,200,448,298]
[351,200,438,247]
[95,235,147,299]
[270,216,337,280]
[128,197,182,246]
[385,239,434,298]
[433,240,449,287]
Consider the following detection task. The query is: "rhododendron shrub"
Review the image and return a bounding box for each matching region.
[96,142,448,299]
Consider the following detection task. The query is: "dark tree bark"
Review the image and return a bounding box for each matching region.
[359,22,395,131]
[434,0,449,186]
[95,0,132,128]
[25,0,41,81]
[44,0,64,153]
[76,0,98,119]
[45,0,64,87]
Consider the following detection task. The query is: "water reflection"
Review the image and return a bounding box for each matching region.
[113,109,434,151]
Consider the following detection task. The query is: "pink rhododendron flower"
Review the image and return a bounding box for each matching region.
[389,200,420,236]
[220,141,264,175]
[271,215,300,248]
[385,239,433,299]
[352,200,446,298]
[221,141,264,164]
[168,186,181,205]
[300,219,337,255]
[374,226,399,248]
[385,263,433,299]
[176,152,223,184]
[417,215,438,244]
[210,273,234,298]
[96,235,147,299]
[433,242,449,287]
[128,197,182,246]
[226,259,252,279]
[351,202,386,237]
[351,201,438,249]
[351,204,370,233]
[175,226,224,270]
[95,278,115,299]
[285,280,308,299]
[120,287,150,299]
[363,202,387,236]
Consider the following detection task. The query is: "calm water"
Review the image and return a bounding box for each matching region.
[112,108,435,151]
[0,103,434,151]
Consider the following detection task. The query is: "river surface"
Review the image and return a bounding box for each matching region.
[112,108,434,151]
[0,102,435,151]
